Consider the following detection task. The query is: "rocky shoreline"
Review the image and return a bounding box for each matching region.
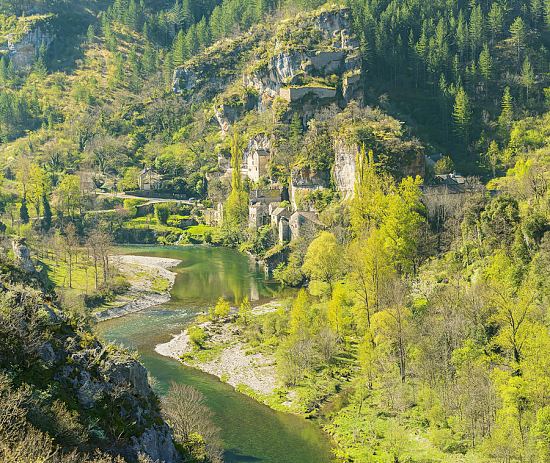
[155,301,283,398]
[95,255,182,322]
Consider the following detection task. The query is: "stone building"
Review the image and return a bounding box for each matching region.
[244,135,271,182]
[138,167,162,191]
[249,203,270,229]
[270,205,290,229]
[278,217,291,243]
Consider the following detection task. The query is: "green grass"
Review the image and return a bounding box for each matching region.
[123,216,183,235]
[41,255,99,292]
[185,224,222,243]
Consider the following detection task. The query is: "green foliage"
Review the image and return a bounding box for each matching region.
[154,203,171,224]
[188,325,208,349]
[209,297,231,321]
[434,156,455,175]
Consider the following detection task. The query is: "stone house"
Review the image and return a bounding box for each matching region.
[249,202,270,229]
[270,205,290,229]
[138,167,162,191]
[203,205,223,226]
[432,173,469,194]
[244,135,271,182]
[278,216,291,243]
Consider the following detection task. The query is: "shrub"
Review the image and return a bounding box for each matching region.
[209,298,231,321]
[154,203,171,224]
[123,198,145,217]
[188,326,207,349]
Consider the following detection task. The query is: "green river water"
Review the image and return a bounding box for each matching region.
[96,245,332,463]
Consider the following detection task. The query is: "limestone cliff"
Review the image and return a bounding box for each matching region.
[6,22,54,70]
[242,7,362,110]
[0,252,181,463]
[333,138,359,199]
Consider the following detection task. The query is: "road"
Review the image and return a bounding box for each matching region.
[95,192,198,207]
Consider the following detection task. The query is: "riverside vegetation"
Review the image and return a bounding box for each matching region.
[0,0,549,462]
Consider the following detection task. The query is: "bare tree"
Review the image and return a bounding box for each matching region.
[162,383,223,463]
[64,224,79,289]
[86,229,113,289]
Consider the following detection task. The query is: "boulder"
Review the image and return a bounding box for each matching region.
[12,238,36,273]
[131,425,182,463]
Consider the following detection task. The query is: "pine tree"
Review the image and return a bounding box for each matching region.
[41,193,52,232]
[485,140,500,178]
[521,56,535,100]
[498,86,514,136]
[452,86,472,145]
[479,43,492,82]
[87,24,95,45]
[20,196,29,224]
[456,10,468,60]
[172,30,186,67]
[195,17,211,51]
[142,43,156,74]
[469,4,484,59]
[510,17,526,64]
[488,2,504,43]
[126,0,139,30]
[184,25,198,58]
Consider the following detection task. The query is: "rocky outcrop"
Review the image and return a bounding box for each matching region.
[55,335,181,462]
[243,51,305,102]
[214,91,257,135]
[242,8,362,110]
[172,30,268,102]
[131,425,181,463]
[12,237,36,273]
[8,25,53,71]
[342,70,363,103]
[0,250,182,463]
[333,139,358,199]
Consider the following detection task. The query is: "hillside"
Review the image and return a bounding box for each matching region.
[0,239,182,462]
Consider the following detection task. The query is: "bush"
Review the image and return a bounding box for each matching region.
[209,298,231,321]
[188,326,207,349]
[123,198,145,217]
[154,203,171,224]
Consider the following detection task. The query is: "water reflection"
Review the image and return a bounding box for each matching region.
[99,246,332,463]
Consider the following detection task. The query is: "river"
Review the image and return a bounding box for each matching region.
[96,245,333,463]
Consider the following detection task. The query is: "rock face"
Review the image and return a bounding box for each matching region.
[131,425,181,463]
[214,92,257,135]
[172,30,267,100]
[56,338,182,462]
[12,237,36,273]
[8,26,53,71]
[333,138,359,199]
[242,7,362,110]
